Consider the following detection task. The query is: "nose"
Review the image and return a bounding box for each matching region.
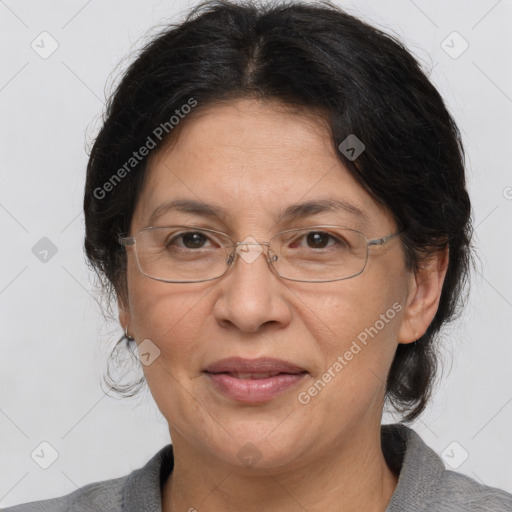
[212,240,292,333]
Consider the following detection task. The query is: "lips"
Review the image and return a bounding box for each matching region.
[203,357,308,403]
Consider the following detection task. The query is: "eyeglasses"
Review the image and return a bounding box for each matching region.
[118,225,401,283]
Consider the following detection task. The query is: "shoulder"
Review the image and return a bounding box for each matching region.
[1,475,127,512]
[383,424,512,512]
[433,469,512,511]
[2,443,174,512]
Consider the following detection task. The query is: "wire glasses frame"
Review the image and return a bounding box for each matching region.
[118,225,401,284]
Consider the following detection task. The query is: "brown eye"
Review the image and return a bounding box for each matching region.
[305,232,331,249]
[181,232,209,249]
[288,231,345,250]
[165,231,212,250]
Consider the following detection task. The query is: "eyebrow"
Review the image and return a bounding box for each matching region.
[148,197,369,226]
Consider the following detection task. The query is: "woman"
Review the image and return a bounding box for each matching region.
[5,0,512,510]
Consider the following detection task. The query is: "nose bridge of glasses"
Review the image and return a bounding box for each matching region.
[235,240,271,248]
[226,239,275,268]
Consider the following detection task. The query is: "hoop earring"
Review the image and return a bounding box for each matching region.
[124,325,134,341]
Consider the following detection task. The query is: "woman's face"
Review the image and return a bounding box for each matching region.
[120,98,423,471]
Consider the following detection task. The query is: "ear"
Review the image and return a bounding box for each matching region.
[397,245,449,344]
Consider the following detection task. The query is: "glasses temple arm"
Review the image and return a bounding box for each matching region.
[367,230,403,247]
[118,235,135,247]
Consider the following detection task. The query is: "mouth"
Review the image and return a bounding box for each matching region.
[203,356,307,375]
[209,371,300,379]
[203,357,308,403]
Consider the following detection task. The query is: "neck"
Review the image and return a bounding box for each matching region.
[162,424,399,512]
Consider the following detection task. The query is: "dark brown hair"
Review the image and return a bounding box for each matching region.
[84,0,473,421]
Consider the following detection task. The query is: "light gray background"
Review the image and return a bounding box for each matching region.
[1,0,511,507]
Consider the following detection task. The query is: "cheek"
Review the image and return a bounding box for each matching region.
[126,266,208,357]
[293,266,407,384]
[126,277,211,421]
[294,270,404,341]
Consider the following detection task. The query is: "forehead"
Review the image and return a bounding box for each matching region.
[133,98,393,233]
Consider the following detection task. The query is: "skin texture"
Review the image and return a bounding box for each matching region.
[119,98,448,512]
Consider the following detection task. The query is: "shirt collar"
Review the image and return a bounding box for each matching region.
[383,424,444,511]
[123,443,174,512]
